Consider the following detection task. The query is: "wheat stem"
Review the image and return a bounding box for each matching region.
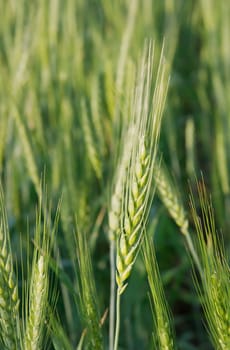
[109,241,116,350]
[113,291,121,350]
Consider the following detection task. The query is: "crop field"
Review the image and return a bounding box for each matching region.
[0,1,230,349]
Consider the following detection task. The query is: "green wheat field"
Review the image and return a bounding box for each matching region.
[0,1,230,349]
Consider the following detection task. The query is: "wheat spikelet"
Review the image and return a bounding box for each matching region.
[0,188,20,350]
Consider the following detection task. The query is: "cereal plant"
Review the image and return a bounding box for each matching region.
[0,1,229,349]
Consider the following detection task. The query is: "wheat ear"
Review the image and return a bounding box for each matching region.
[115,42,168,296]
[23,194,57,350]
[190,179,230,350]
[154,162,189,235]
[116,137,153,295]
[143,233,176,350]
[76,227,103,350]
[0,187,20,350]
[154,162,202,273]
[113,41,169,350]
[24,255,48,350]
[108,124,137,350]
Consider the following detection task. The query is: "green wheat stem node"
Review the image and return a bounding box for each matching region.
[0,186,20,350]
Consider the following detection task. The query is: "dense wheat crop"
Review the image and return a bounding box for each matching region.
[0,1,230,349]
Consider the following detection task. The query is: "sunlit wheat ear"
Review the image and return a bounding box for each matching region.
[0,187,20,350]
[115,41,169,295]
[190,179,230,350]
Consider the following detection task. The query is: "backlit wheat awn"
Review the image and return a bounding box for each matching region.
[113,41,169,350]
